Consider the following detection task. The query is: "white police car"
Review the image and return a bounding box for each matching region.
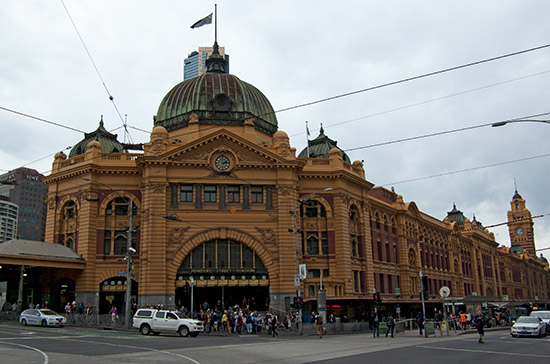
[20,308,66,327]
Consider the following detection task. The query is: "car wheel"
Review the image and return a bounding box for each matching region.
[21,319,27,326]
[140,324,152,335]
[41,320,48,327]
[153,331,161,336]
[178,326,189,337]
[189,332,199,337]
[511,334,517,338]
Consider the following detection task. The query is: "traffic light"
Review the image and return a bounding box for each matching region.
[373,292,381,306]
[293,296,303,309]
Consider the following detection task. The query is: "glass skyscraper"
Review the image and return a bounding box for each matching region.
[183,46,229,80]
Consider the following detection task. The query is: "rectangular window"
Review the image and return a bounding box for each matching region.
[250,186,263,203]
[306,232,319,255]
[353,271,360,292]
[305,206,317,218]
[230,241,240,269]
[180,185,193,202]
[204,185,217,203]
[104,231,111,255]
[227,185,240,203]
[321,232,329,255]
[217,240,228,268]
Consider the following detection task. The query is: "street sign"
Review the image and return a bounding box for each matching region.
[395,288,401,296]
[294,274,300,287]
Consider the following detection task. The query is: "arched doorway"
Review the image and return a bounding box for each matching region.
[53,278,75,312]
[176,239,269,312]
[99,277,138,314]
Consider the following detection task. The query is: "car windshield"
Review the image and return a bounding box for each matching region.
[174,312,189,319]
[40,310,58,316]
[531,312,550,319]
[517,317,540,323]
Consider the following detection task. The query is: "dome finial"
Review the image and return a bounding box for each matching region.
[205,41,227,73]
[100,115,104,127]
[320,123,324,134]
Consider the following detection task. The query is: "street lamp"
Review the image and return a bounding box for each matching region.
[291,187,333,335]
[492,119,550,127]
[83,177,135,329]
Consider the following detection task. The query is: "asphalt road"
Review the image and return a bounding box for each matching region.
[0,323,548,364]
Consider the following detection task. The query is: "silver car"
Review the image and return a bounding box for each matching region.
[20,309,66,327]
[510,316,547,338]
[529,310,550,334]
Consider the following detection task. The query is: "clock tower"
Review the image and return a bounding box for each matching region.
[507,189,536,255]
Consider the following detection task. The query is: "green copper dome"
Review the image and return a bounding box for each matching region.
[69,118,125,158]
[445,204,467,225]
[154,43,278,136]
[298,126,351,163]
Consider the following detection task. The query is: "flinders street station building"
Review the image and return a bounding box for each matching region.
[2,43,548,319]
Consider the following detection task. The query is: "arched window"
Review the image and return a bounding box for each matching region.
[106,197,137,216]
[58,200,78,251]
[307,233,320,255]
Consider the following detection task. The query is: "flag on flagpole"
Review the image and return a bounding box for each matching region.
[306,120,311,136]
[190,13,213,29]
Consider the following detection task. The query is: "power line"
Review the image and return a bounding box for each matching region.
[381,153,550,187]
[60,0,132,143]
[0,106,85,133]
[293,69,550,137]
[344,112,550,152]
[267,42,550,117]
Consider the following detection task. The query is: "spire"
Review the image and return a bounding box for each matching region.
[205,42,227,73]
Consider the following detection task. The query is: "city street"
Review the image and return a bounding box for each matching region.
[1,323,549,364]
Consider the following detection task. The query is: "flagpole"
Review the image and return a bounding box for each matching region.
[306,120,310,158]
[215,4,217,44]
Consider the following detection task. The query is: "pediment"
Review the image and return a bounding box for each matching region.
[155,129,291,167]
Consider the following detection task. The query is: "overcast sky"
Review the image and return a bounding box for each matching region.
[1,1,549,260]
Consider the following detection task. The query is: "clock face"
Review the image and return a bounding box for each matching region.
[516,228,525,236]
[215,155,231,171]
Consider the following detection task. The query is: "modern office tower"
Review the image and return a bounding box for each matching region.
[0,168,48,241]
[183,46,229,80]
[0,196,18,242]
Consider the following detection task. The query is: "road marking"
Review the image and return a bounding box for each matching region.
[416,345,549,358]
[0,341,49,364]
[23,336,201,364]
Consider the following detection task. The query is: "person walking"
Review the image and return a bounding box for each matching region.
[385,313,395,338]
[271,313,278,337]
[314,312,325,339]
[474,313,485,343]
[416,312,424,335]
[372,314,380,338]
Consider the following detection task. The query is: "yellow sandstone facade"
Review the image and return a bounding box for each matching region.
[41,45,548,317]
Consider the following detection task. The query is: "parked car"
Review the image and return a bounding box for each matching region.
[20,309,66,327]
[510,316,547,337]
[132,309,203,337]
[529,310,550,334]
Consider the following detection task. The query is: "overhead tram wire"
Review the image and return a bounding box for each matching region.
[343,111,550,152]
[263,42,550,118]
[291,69,550,137]
[381,152,550,187]
[60,0,133,144]
[0,106,85,134]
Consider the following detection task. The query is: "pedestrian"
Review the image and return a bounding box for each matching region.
[109,305,118,325]
[385,314,395,338]
[271,313,278,337]
[372,314,380,338]
[314,312,326,339]
[474,314,485,343]
[416,312,424,335]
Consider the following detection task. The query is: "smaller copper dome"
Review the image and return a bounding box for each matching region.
[69,117,124,158]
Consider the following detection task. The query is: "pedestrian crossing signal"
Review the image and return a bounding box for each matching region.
[373,292,381,306]
[293,296,303,309]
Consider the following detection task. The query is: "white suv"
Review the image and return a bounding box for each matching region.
[132,309,203,337]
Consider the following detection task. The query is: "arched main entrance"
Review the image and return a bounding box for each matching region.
[176,239,269,312]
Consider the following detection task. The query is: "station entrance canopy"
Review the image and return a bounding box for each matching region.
[0,239,85,269]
